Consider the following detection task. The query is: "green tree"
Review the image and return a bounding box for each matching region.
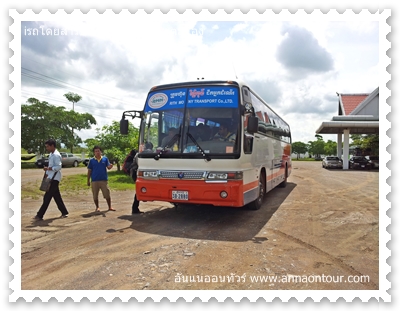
[63,92,83,152]
[351,134,379,155]
[60,110,97,152]
[21,98,96,155]
[292,141,308,159]
[63,92,82,112]
[324,140,338,156]
[86,121,139,171]
[308,135,325,157]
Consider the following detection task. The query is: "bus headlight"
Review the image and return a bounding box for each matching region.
[142,171,159,178]
[208,172,228,179]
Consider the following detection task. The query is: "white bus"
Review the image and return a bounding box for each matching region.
[120,80,292,210]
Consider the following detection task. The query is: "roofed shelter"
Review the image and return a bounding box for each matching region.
[316,87,379,169]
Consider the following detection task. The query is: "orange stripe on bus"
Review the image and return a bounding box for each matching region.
[243,180,259,192]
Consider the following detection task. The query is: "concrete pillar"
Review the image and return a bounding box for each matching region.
[343,129,350,169]
[337,133,342,158]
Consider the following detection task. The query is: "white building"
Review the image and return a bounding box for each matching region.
[316,87,379,169]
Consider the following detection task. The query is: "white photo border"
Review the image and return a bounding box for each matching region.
[9,9,391,303]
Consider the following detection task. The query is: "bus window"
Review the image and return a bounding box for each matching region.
[143,113,159,150]
[244,134,254,154]
[161,109,184,133]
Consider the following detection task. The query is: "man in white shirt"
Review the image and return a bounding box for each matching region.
[34,139,69,220]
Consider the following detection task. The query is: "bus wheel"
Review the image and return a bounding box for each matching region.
[249,174,265,210]
[278,166,288,188]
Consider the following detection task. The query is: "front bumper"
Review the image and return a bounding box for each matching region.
[135,178,245,207]
[326,163,343,168]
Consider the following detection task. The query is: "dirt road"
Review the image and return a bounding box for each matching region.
[19,162,379,291]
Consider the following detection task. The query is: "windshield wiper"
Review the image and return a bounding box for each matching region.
[186,133,211,162]
[154,134,180,160]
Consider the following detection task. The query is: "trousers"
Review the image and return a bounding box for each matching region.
[36,180,68,218]
[132,194,140,213]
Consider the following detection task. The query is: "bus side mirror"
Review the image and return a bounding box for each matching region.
[120,118,129,135]
[247,116,258,134]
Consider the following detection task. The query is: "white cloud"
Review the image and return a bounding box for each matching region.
[230,22,248,34]
[21,18,380,145]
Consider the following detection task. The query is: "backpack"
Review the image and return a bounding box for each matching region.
[130,155,138,182]
[122,150,137,176]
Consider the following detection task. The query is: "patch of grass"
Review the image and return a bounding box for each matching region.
[21,188,42,200]
[22,170,136,199]
[292,158,320,161]
[21,161,89,169]
[21,162,37,169]
[60,171,136,194]
[21,154,36,161]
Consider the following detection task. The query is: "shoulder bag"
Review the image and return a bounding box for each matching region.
[39,171,58,192]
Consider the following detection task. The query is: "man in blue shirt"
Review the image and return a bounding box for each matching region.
[87,146,115,212]
[34,139,69,220]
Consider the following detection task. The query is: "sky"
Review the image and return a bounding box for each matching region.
[20,17,381,145]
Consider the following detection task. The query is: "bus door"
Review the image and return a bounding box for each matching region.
[272,138,283,186]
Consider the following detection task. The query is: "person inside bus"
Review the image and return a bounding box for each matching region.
[201,124,212,141]
[194,123,211,141]
[143,142,153,152]
[213,123,236,143]
[190,124,205,142]
[161,127,178,148]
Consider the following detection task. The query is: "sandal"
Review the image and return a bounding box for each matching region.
[108,207,116,211]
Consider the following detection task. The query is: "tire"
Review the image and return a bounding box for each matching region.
[73,161,78,167]
[248,174,265,210]
[278,166,288,188]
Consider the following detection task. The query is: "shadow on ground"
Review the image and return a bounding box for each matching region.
[112,182,297,242]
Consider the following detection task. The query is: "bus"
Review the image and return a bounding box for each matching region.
[120,80,292,210]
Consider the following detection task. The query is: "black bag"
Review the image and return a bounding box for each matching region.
[130,161,138,182]
[122,150,137,175]
[39,171,57,192]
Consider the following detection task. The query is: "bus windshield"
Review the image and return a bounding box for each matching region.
[141,85,240,157]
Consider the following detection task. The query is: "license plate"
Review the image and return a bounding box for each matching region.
[172,191,189,200]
